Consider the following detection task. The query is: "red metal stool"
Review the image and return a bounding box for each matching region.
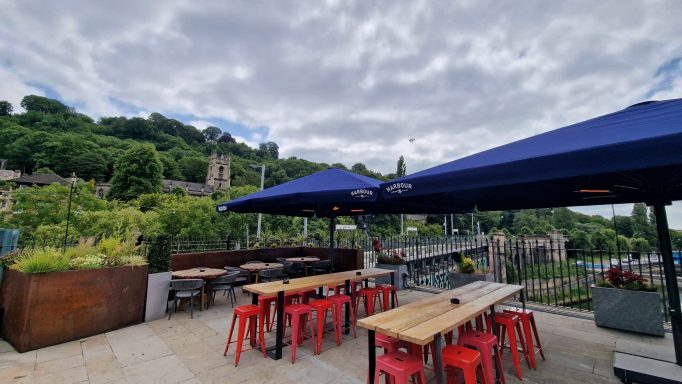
[487,312,529,380]
[326,284,345,297]
[373,351,427,384]
[309,299,338,354]
[458,330,505,384]
[504,308,545,369]
[285,291,303,305]
[355,287,381,317]
[375,333,409,354]
[258,295,277,332]
[224,304,265,366]
[441,345,488,384]
[375,284,399,311]
[327,294,357,341]
[284,303,316,363]
[301,289,318,304]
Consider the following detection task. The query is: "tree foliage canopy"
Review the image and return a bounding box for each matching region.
[108,144,164,201]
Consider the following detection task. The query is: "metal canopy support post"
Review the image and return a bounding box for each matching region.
[329,217,336,272]
[652,202,682,366]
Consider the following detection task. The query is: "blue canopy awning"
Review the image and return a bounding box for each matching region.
[216,168,379,217]
[380,98,682,210]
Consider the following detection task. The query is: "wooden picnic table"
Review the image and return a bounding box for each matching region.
[239,262,284,283]
[243,268,397,360]
[357,281,525,384]
[172,268,228,309]
[284,257,320,276]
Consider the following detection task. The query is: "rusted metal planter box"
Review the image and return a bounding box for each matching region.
[0,265,148,352]
[591,286,664,336]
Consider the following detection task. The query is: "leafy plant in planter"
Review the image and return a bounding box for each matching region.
[377,250,405,265]
[450,257,494,289]
[592,266,663,336]
[1,236,149,352]
[375,250,407,290]
[598,266,657,292]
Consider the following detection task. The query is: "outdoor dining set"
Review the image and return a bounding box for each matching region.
[169,262,544,384]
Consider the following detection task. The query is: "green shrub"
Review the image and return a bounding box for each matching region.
[459,257,476,274]
[11,248,70,273]
[146,234,171,273]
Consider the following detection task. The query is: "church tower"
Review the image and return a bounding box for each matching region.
[206,151,230,190]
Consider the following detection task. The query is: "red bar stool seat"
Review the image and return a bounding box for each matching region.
[441,345,488,384]
[504,308,545,369]
[327,294,357,341]
[458,330,505,384]
[355,287,381,317]
[309,299,338,354]
[486,312,530,380]
[224,304,265,366]
[373,351,427,384]
[375,284,399,311]
[284,303,316,363]
[375,333,409,354]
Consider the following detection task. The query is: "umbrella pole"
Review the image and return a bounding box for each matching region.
[652,202,682,366]
[329,217,336,272]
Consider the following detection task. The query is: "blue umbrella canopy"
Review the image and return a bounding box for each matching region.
[380,98,682,366]
[216,167,381,217]
[380,99,682,210]
[218,167,445,217]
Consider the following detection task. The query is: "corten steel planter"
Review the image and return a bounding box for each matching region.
[0,265,148,352]
[374,263,408,290]
[448,271,495,289]
[591,286,664,336]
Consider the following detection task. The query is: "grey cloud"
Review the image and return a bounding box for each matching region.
[1,0,682,176]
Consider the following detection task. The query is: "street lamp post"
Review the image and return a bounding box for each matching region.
[63,176,78,251]
[250,164,265,238]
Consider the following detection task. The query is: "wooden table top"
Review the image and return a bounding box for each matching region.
[285,257,320,263]
[357,281,523,345]
[243,268,395,296]
[172,268,227,279]
[239,262,284,272]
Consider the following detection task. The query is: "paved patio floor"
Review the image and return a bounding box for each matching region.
[0,288,675,384]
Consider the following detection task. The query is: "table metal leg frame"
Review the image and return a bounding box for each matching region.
[344,279,351,335]
[266,291,285,360]
[390,271,396,308]
[367,330,376,384]
[433,333,445,384]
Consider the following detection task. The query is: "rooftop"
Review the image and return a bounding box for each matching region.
[0,288,675,384]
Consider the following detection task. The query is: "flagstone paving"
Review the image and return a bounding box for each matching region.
[0,287,674,383]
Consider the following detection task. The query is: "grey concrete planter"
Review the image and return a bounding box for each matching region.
[145,271,172,322]
[591,286,664,336]
[374,263,408,290]
[449,272,495,289]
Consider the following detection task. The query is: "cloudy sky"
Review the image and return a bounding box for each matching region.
[2,0,682,225]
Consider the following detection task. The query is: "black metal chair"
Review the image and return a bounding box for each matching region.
[310,260,332,275]
[259,268,285,282]
[169,279,204,319]
[224,267,249,293]
[276,258,295,276]
[210,271,240,308]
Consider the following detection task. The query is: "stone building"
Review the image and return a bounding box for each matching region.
[205,152,230,190]
[95,152,230,198]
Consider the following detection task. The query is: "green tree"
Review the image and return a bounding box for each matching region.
[20,95,72,114]
[631,203,654,242]
[396,155,406,177]
[629,237,650,253]
[218,132,236,143]
[0,100,12,116]
[108,144,163,201]
[552,207,576,231]
[567,229,591,249]
[203,126,222,143]
[589,228,617,252]
[178,156,208,182]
